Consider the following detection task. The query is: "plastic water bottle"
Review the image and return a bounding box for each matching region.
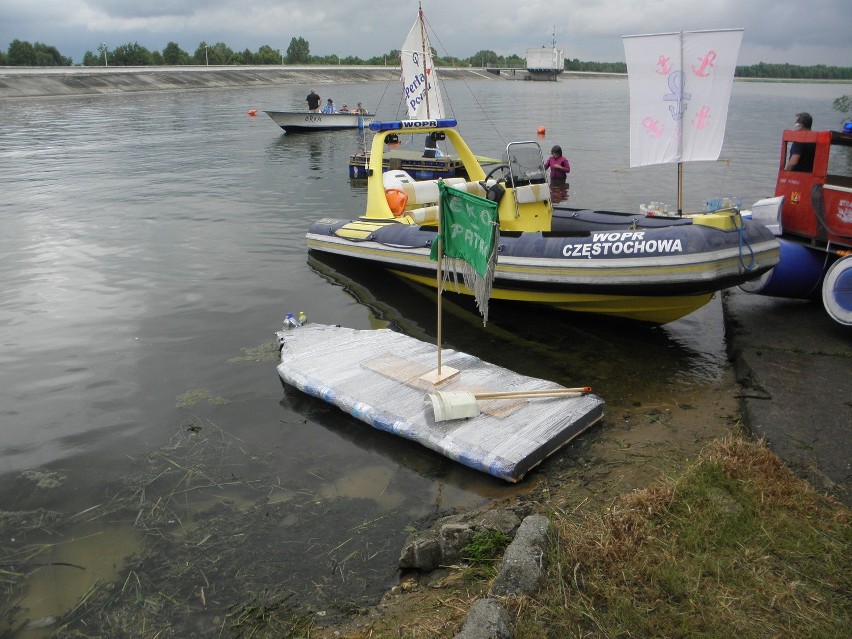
[283,313,299,330]
[298,310,307,325]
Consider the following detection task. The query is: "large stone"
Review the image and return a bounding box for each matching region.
[399,535,443,570]
[453,597,512,639]
[399,508,524,572]
[439,522,475,564]
[489,514,550,597]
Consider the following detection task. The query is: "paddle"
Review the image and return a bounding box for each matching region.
[427,387,592,422]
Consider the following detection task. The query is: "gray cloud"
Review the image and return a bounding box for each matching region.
[1,0,850,66]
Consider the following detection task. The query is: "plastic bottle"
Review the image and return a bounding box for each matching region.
[284,313,298,330]
[298,311,307,325]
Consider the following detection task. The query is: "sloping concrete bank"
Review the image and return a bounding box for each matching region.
[0,65,500,99]
[722,288,851,505]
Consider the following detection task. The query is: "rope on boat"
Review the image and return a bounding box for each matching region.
[734,214,757,271]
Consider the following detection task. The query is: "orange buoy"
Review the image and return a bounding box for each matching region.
[537,126,546,135]
[248,109,257,116]
[385,188,409,216]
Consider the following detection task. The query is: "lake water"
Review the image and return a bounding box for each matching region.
[0,77,845,635]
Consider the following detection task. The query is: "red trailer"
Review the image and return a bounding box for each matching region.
[744,127,852,325]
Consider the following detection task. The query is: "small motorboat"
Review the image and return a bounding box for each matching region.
[264,110,374,133]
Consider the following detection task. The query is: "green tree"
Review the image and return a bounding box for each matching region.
[193,41,210,64]
[82,50,100,66]
[193,41,235,65]
[110,41,152,66]
[162,41,189,65]
[286,36,310,63]
[470,49,498,67]
[8,39,36,65]
[32,42,70,65]
[255,44,281,65]
[230,48,253,65]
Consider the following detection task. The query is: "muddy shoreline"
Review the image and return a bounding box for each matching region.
[1,356,742,636]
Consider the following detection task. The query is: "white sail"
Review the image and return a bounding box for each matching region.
[399,8,445,119]
[623,29,743,167]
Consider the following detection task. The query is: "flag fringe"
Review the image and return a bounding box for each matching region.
[440,224,499,325]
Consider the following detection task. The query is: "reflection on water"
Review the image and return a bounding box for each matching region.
[549,180,569,204]
[13,526,143,639]
[0,79,841,635]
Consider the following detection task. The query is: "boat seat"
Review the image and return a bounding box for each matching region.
[383,170,487,209]
[404,181,492,225]
[514,183,550,204]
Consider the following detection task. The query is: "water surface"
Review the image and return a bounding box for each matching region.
[0,78,844,635]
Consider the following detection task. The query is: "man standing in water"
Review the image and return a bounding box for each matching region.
[306,89,321,113]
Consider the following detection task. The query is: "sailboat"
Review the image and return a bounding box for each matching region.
[348,5,467,180]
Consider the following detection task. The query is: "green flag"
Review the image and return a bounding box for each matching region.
[430,182,499,323]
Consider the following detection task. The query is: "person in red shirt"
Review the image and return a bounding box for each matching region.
[544,145,570,182]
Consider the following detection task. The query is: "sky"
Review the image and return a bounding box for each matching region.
[1,0,850,67]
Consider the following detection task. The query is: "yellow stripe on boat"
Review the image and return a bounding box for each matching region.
[391,269,712,324]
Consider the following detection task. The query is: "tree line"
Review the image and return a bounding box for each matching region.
[2,37,851,80]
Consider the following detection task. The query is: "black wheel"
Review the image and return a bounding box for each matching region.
[484,164,509,182]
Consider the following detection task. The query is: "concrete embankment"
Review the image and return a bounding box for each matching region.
[0,65,501,99]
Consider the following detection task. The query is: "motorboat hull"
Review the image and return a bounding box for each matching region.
[264,110,374,132]
[306,214,780,324]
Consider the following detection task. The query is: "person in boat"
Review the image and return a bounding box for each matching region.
[354,102,367,114]
[306,89,321,113]
[423,133,438,158]
[544,145,571,182]
[339,104,350,113]
[785,112,815,172]
[321,98,336,114]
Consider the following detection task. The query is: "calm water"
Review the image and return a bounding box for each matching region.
[0,78,845,634]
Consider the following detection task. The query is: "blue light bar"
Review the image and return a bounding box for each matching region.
[369,119,458,132]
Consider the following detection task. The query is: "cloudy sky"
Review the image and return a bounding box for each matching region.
[1,0,850,66]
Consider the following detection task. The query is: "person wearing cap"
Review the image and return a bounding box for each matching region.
[354,102,367,114]
[321,98,336,114]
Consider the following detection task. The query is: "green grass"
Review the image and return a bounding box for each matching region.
[513,435,851,638]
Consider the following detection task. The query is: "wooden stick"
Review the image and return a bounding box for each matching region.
[436,192,444,375]
[476,392,583,401]
[473,386,591,400]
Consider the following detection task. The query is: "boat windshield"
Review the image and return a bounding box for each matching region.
[503,142,546,187]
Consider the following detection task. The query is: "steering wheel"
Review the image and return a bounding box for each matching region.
[483,164,509,182]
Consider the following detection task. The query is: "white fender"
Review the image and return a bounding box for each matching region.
[745,196,784,236]
[822,255,852,326]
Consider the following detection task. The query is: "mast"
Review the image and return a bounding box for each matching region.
[418,3,431,118]
[677,31,684,215]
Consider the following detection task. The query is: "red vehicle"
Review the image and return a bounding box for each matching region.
[744,126,852,325]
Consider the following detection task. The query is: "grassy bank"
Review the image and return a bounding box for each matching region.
[514,435,850,638]
[307,434,850,639]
